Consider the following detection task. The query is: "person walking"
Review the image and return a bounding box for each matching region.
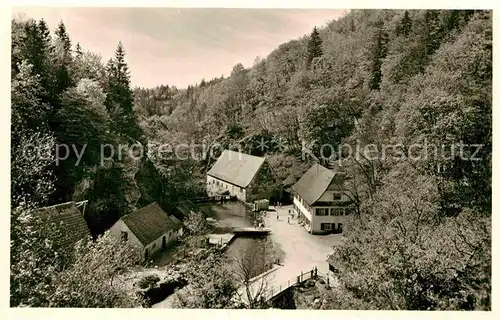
[287,216,290,224]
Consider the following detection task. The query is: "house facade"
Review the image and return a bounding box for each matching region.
[206,149,274,203]
[109,202,183,262]
[292,164,353,234]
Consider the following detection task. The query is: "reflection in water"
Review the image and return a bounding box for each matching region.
[201,201,269,277]
[200,202,253,229]
[226,236,270,278]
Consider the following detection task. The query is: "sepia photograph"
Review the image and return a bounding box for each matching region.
[8,4,492,312]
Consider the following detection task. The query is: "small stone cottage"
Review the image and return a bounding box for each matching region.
[109,202,183,261]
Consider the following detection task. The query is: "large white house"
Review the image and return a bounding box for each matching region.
[292,164,353,234]
[206,149,274,203]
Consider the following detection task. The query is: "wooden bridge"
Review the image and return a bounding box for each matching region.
[234,265,318,306]
[206,228,271,250]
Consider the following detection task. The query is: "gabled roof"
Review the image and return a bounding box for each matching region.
[35,201,92,249]
[121,202,181,246]
[207,149,266,188]
[291,163,336,205]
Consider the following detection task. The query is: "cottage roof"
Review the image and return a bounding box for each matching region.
[122,202,181,246]
[207,150,265,188]
[35,201,92,249]
[291,163,336,205]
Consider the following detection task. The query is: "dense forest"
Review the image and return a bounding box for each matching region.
[11,9,491,309]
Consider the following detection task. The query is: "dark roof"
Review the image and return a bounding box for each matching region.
[121,202,181,246]
[207,150,265,188]
[291,164,335,205]
[36,201,92,249]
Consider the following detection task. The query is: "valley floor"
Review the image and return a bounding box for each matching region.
[263,205,342,276]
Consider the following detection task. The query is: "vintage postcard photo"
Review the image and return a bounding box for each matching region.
[9,6,492,311]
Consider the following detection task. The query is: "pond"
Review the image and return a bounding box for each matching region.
[200,201,273,278]
[199,201,254,229]
[152,201,273,308]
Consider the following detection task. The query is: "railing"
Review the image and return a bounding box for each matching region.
[188,195,236,204]
[267,267,318,300]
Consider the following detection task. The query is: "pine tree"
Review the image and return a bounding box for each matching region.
[423,10,443,55]
[397,10,413,36]
[104,42,142,140]
[54,20,73,95]
[369,26,389,90]
[307,26,323,66]
[38,19,52,45]
[72,42,84,81]
[75,42,83,59]
[15,19,55,102]
[114,41,130,87]
[55,20,71,55]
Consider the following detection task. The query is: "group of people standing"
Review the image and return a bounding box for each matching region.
[275,205,295,224]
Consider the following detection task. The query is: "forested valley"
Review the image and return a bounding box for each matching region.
[11,9,491,309]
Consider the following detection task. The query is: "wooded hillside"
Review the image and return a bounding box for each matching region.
[10,9,491,309]
[134,9,492,310]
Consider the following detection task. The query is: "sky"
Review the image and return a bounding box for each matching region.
[12,7,346,88]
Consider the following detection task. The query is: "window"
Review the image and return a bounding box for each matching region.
[152,243,156,249]
[338,223,343,232]
[330,208,341,216]
[316,208,328,216]
[333,193,341,201]
[240,187,243,193]
[121,231,128,242]
[321,223,332,231]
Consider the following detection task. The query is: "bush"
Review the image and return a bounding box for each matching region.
[137,274,160,289]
